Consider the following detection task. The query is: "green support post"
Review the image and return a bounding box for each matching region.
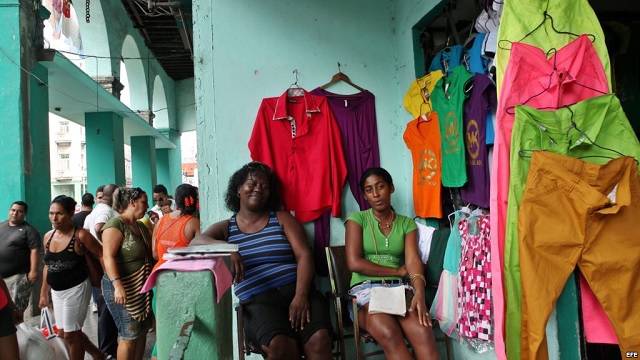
[156,270,233,360]
[131,135,157,194]
[84,112,126,191]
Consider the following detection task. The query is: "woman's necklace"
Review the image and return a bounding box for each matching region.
[372,211,395,247]
[372,211,395,229]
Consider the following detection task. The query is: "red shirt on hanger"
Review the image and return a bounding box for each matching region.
[249,89,347,222]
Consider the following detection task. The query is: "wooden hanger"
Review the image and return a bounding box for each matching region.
[320,62,366,92]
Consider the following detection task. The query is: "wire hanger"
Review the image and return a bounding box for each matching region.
[418,101,435,122]
[564,107,639,164]
[497,3,596,51]
[320,62,366,93]
[287,69,304,97]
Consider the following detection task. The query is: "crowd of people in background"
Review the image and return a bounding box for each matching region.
[0,163,440,360]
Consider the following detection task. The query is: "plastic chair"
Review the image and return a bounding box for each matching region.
[325,245,453,360]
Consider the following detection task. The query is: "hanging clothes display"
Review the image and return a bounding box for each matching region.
[431,65,473,188]
[518,151,640,360]
[508,94,640,351]
[461,74,495,208]
[403,115,443,219]
[491,35,610,359]
[248,89,347,223]
[403,70,444,119]
[494,0,611,95]
[457,214,492,349]
[465,33,489,75]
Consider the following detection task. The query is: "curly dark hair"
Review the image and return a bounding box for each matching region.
[224,162,282,213]
[175,184,198,215]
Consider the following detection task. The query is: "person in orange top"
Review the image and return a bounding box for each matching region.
[152,184,201,269]
[150,183,200,359]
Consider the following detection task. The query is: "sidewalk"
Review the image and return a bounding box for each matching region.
[24,305,155,360]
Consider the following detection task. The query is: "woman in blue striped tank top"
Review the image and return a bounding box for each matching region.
[192,162,333,359]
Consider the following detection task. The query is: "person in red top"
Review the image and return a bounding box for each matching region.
[249,89,347,223]
[0,275,20,359]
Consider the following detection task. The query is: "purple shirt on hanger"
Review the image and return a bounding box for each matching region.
[461,74,495,208]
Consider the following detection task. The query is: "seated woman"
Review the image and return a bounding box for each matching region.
[38,195,105,360]
[345,167,439,360]
[192,162,333,360]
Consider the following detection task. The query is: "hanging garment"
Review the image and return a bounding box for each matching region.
[309,88,380,276]
[403,115,443,218]
[518,151,640,360]
[466,33,489,75]
[403,70,444,119]
[495,0,611,95]
[431,65,473,187]
[490,35,610,359]
[249,89,347,223]
[461,74,495,208]
[429,45,464,74]
[309,88,379,210]
[506,94,640,351]
[457,215,492,344]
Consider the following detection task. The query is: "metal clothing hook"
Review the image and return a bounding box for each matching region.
[292,69,299,86]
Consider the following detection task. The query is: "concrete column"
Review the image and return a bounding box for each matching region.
[157,128,182,193]
[0,0,26,211]
[84,112,126,192]
[131,135,157,194]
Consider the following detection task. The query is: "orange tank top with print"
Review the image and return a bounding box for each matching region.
[153,214,194,270]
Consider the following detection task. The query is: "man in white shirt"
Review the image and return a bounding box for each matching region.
[148,184,176,223]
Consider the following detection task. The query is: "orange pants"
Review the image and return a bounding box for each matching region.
[518,151,640,360]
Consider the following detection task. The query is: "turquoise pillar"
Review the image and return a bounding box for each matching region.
[0,0,25,211]
[156,270,233,360]
[85,112,126,192]
[157,128,182,193]
[156,149,171,191]
[131,135,157,194]
[25,64,52,233]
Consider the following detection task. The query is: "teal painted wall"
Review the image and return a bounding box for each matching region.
[195,0,403,231]
[158,129,182,193]
[131,135,157,194]
[156,148,171,192]
[85,112,126,191]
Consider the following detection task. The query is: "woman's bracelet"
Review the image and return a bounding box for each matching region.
[110,277,120,284]
[410,273,426,285]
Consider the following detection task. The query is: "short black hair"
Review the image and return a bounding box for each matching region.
[359,167,394,192]
[51,195,77,215]
[95,185,105,194]
[81,193,95,207]
[153,184,168,195]
[225,162,282,213]
[11,201,28,213]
